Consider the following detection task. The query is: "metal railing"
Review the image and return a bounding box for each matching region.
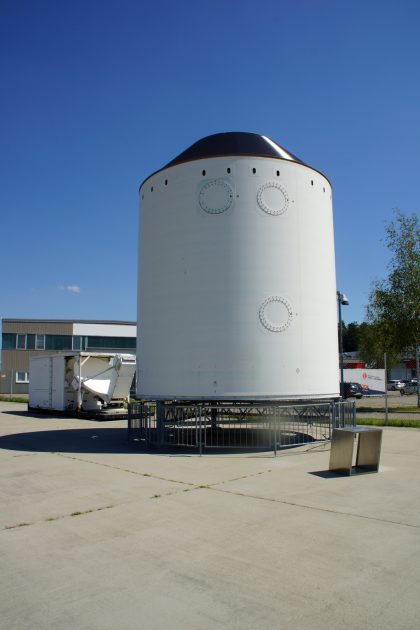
[128,400,355,454]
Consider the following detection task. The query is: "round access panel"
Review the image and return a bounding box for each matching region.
[259,296,293,332]
[257,181,289,216]
[199,179,233,214]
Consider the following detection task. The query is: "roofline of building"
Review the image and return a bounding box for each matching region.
[1,319,136,325]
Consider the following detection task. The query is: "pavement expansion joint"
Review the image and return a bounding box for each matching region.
[206,487,420,529]
[50,452,196,487]
[2,503,116,532]
[206,469,273,487]
[49,452,278,491]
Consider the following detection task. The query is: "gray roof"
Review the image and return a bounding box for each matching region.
[2,318,136,325]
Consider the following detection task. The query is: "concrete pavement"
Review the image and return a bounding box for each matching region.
[1,401,419,629]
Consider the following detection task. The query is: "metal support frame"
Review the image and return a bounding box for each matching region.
[128,400,355,454]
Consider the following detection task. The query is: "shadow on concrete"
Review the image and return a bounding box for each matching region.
[0,428,280,456]
[1,407,319,457]
[0,428,135,454]
[3,410,49,418]
[4,409,129,421]
[309,470,342,479]
[309,468,377,478]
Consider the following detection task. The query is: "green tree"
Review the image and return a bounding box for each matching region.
[358,322,400,368]
[359,210,420,375]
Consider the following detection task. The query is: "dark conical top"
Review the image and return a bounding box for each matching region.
[140,132,329,188]
[164,132,306,168]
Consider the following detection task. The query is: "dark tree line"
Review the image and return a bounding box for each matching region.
[340,321,368,354]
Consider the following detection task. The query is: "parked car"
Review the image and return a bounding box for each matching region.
[343,382,363,399]
[400,380,418,396]
[387,380,405,391]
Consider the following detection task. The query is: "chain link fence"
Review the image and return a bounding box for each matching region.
[128,400,355,454]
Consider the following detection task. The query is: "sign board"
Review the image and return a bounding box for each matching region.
[343,369,385,395]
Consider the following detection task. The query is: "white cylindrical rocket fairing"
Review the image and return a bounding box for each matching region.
[137,132,339,400]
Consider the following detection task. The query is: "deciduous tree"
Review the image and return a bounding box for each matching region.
[360,210,419,402]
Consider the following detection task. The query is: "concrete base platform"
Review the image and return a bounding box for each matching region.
[1,401,420,629]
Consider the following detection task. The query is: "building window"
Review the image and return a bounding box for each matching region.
[72,336,83,351]
[16,334,26,349]
[86,336,136,350]
[16,372,29,383]
[35,334,46,350]
[2,333,16,349]
[45,335,73,351]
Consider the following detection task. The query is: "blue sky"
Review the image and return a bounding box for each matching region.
[1,0,419,326]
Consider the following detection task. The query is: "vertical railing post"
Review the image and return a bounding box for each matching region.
[273,406,277,457]
[199,405,203,456]
[127,402,132,438]
[156,401,165,447]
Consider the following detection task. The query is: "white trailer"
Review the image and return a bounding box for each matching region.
[28,352,136,417]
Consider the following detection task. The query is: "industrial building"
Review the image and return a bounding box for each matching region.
[0,319,136,395]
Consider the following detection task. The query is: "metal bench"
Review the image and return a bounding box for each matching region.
[329,426,382,475]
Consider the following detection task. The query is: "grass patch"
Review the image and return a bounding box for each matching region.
[0,396,27,403]
[357,418,420,428]
[70,505,113,516]
[5,522,32,530]
[357,406,420,413]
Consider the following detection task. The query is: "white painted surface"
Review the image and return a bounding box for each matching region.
[73,323,136,337]
[138,156,340,400]
[52,356,65,409]
[29,355,65,410]
[29,356,51,409]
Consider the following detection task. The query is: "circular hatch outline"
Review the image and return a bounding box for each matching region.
[257,181,289,216]
[259,296,293,332]
[199,179,234,214]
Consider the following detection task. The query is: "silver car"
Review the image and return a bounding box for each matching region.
[387,380,405,391]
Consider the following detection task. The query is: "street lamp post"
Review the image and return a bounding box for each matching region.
[337,290,349,397]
